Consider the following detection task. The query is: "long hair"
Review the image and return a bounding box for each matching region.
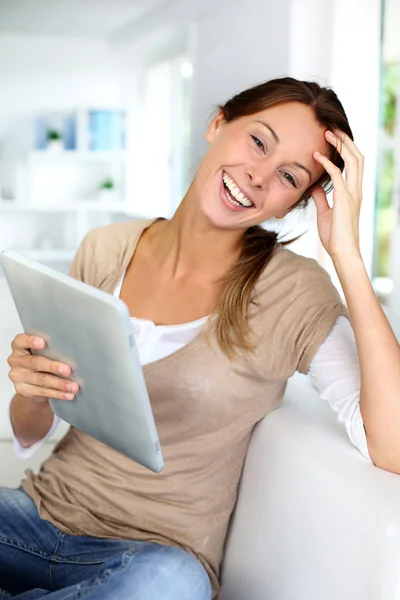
[212,77,353,357]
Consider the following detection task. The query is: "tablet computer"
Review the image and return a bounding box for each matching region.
[0,250,164,473]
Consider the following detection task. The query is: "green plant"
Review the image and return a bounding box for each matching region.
[100,178,114,190]
[47,129,62,141]
[383,64,400,136]
[375,151,396,277]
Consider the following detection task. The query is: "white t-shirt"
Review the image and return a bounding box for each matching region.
[13,275,371,462]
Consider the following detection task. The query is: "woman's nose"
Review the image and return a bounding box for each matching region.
[246,161,271,189]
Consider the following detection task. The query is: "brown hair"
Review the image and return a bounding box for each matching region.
[213,77,353,357]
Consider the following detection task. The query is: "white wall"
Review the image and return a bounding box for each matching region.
[0,34,124,128]
[0,34,126,187]
[189,0,291,169]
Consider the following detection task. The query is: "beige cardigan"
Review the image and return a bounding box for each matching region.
[22,219,348,598]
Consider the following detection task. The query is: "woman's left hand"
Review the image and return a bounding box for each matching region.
[311,130,364,261]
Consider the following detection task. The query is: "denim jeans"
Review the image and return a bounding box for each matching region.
[0,487,212,600]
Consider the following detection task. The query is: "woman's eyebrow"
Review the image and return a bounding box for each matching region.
[255,120,279,143]
[293,162,312,182]
[254,120,312,182]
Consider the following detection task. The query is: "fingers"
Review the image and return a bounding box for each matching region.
[8,351,71,377]
[328,130,364,198]
[9,366,78,395]
[339,132,364,197]
[11,333,45,353]
[12,381,76,402]
[324,131,359,195]
[313,151,346,194]
[9,365,79,400]
[310,185,330,218]
[9,336,71,376]
[8,332,78,402]
[335,130,364,162]
[9,363,79,400]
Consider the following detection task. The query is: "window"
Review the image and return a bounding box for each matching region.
[135,56,192,219]
[373,6,400,304]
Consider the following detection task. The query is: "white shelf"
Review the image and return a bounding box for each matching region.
[0,203,76,213]
[11,249,75,262]
[1,109,132,274]
[0,202,136,214]
[80,202,135,213]
[28,150,127,164]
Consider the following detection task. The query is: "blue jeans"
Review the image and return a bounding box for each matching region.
[0,487,211,600]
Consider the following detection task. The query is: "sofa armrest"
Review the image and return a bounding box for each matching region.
[219,374,400,600]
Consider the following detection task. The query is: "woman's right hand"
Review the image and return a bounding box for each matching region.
[7,334,79,403]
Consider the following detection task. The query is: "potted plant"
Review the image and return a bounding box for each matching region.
[98,177,116,203]
[47,129,64,152]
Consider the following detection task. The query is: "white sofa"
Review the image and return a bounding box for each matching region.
[1,278,400,600]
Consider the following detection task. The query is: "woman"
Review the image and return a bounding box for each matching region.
[2,77,400,600]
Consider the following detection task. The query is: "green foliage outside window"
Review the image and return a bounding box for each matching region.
[383,64,400,136]
[375,64,400,278]
[375,151,395,277]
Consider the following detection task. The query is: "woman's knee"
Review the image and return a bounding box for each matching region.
[104,544,212,600]
[143,544,211,595]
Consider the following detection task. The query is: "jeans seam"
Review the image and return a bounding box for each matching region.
[49,556,107,565]
[0,535,52,560]
[50,530,65,588]
[60,551,134,600]
[48,541,140,566]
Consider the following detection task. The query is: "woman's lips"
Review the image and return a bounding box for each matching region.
[219,174,253,213]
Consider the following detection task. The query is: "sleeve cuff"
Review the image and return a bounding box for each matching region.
[13,415,61,459]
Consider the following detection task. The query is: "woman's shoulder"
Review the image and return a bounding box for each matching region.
[260,243,332,285]
[69,218,156,286]
[254,243,342,310]
[81,218,154,253]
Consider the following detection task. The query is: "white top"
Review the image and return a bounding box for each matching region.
[13,274,371,462]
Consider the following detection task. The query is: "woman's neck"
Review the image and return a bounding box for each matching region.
[143,185,244,282]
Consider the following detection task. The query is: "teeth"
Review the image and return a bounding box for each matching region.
[222,173,253,207]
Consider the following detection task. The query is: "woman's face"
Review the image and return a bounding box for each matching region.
[194,101,330,230]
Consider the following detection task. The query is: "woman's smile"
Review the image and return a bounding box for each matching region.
[220,171,256,213]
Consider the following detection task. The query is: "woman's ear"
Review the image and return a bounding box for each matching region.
[205,111,226,144]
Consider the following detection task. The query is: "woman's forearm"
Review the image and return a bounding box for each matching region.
[333,252,400,472]
[10,393,54,448]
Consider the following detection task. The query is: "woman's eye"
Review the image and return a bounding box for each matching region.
[283,172,297,188]
[251,135,265,152]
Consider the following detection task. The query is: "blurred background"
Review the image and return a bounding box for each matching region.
[0,0,398,336]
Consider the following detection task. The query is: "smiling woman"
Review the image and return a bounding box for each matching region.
[4,75,400,600]
[192,77,353,354]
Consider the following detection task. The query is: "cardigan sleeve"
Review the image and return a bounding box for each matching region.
[292,259,349,375]
[68,230,97,283]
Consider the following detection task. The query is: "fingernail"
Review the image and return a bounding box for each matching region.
[314,151,321,156]
[33,338,44,348]
[66,383,77,392]
[59,365,69,375]
[65,393,74,400]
